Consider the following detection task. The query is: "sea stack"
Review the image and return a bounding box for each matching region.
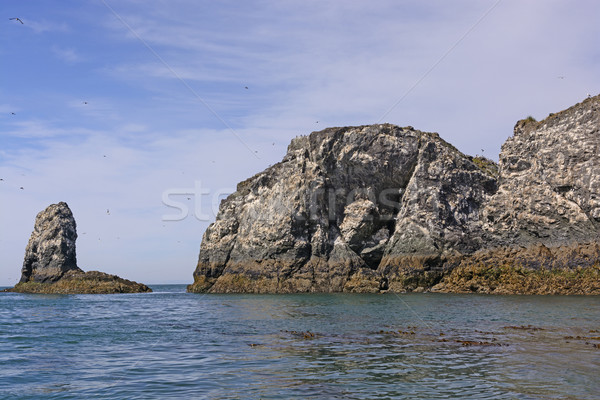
[20,202,81,283]
[9,202,151,294]
[189,95,600,294]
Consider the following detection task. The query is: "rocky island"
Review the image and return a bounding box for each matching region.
[189,95,600,295]
[7,202,151,294]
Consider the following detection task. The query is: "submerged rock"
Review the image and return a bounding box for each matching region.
[8,202,151,294]
[189,95,600,294]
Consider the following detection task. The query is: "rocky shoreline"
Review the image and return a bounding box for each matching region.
[189,95,600,294]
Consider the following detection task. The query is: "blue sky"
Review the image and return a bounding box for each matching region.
[1,0,599,285]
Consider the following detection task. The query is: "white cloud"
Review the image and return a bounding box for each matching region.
[51,46,83,63]
[23,19,69,34]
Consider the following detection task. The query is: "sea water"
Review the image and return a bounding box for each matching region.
[1,285,598,399]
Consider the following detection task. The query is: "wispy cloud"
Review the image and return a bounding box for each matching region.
[51,45,83,63]
[23,18,69,34]
[0,104,19,115]
[3,120,97,139]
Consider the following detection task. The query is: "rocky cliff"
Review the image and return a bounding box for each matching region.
[433,95,600,294]
[8,202,151,294]
[189,95,600,294]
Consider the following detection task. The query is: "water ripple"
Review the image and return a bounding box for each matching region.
[1,287,598,399]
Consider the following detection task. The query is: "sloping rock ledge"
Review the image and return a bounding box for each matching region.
[6,271,152,294]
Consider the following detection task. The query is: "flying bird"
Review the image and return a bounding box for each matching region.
[557,76,565,79]
[106,209,110,215]
[20,186,24,190]
[10,112,16,115]
[244,86,248,89]
[83,101,88,104]
[9,17,23,24]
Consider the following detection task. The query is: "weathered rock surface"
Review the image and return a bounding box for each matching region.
[482,97,600,247]
[11,270,152,294]
[8,202,151,294]
[189,125,497,293]
[189,95,600,294]
[431,242,600,295]
[19,202,81,283]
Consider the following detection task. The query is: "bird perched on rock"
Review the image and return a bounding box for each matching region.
[9,17,24,24]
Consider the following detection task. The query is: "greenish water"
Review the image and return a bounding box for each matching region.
[1,285,598,399]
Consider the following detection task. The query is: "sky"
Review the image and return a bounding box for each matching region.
[1,0,599,286]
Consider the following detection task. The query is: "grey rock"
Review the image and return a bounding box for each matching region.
[12,202,151,293]
[482,96,600,246]
[189,95,600,294]
[20,202,81,283]
[189,125,497,293]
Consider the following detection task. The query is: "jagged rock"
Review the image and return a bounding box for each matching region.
[19,202,81,283]
[8,202,151,294]
[482,96,600,246]
[189,95,600,294]
[435,95,600,294]
[189,125,497,293]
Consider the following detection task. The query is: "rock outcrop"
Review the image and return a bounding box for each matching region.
[8,202,151,294]
[432,95,600,294]
[19,201,80,283]
[189,125,498,293]
[188,95,600,294]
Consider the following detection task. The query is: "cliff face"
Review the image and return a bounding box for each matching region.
[432,96,600,294]
[10,202,151,294]
[190,125,497,293]
[189,95,600,294]
[483,97,600,246]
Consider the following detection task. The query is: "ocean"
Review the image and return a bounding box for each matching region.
[1,285,598,399]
